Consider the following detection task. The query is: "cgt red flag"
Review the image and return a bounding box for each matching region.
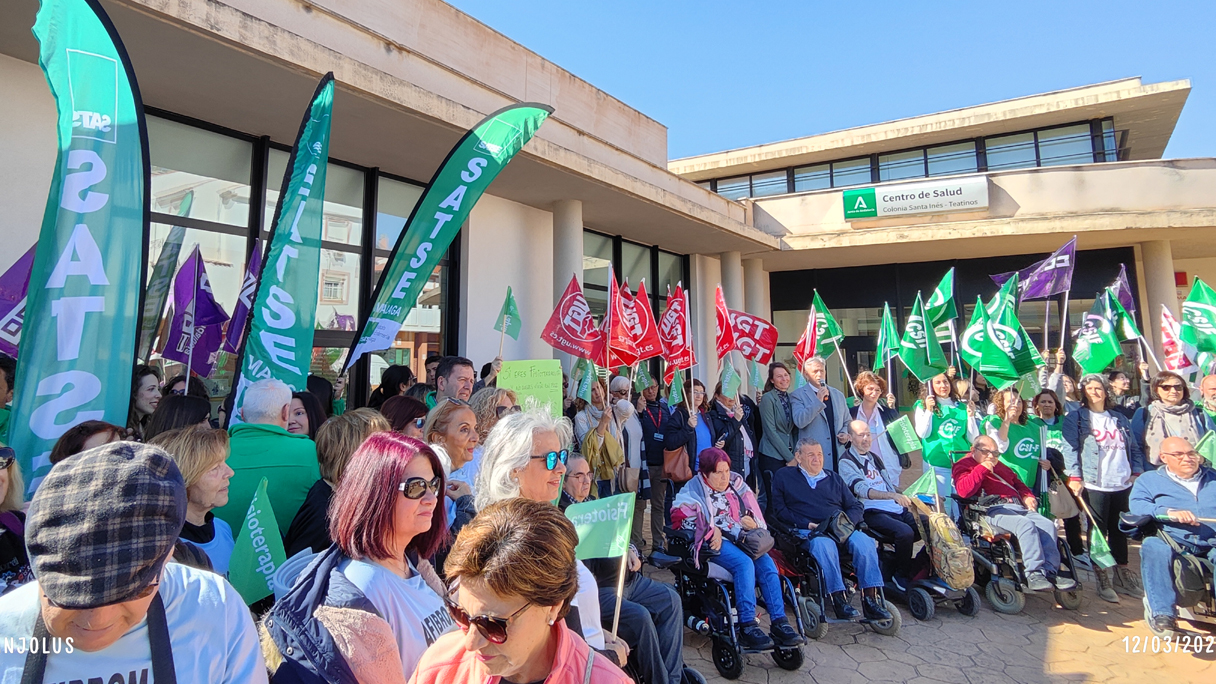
[660,285,695,383]
[624,280,663,362]
[541,275,603,359]
[715,285,735,360]
[793,305,818,370]
[729,309,778,364]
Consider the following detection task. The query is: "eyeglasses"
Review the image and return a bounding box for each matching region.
[0,447,14,470]
[532,449,569,471]
[974,446,999,458]
[568,471,592,482]
[1161,450,1200,460]
[495,404,522,419]
[168,388,186,396]
[445,594,532,644]
[399,475,442,499]
[1160,384,1186,392]
[611,389,629,397]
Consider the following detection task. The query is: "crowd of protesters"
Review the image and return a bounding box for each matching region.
[1,346,1215,681]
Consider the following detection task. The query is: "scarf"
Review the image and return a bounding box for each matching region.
[777,390,793,428]
[1145,400,1202,465]
[670,472,765,568]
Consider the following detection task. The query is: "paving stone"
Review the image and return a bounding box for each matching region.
[841,643,888,663]
[809,666,872,684]
[858,659,918,682]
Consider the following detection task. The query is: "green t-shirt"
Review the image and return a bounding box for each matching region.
[212,422,320,533]
[917,400,971,469]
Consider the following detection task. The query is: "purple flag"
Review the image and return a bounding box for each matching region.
[1110,263,1136,315]
[223,239,262,354]
[163,247,229,377]
[991,236,1076,300]
[0,245,36,358]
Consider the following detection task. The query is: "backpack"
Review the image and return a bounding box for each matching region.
[912,499,974,591]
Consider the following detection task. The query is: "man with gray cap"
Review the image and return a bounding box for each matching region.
[0,441,266,682]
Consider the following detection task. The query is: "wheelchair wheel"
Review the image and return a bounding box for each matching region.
[771,646,804,671]
[711,638,744,680]
[681,666,708,684]
[908,587,935,621]
[1055,588,1082,611]
[799,596,828,640]
[956,586,981,616]
[868,600,902,636]
[985,579,1025,615]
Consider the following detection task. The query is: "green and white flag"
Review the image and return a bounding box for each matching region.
[898,293,948,382]
[875,302,899,372]
[749,360,764,391]
[959,296,987,370]
[885,415,922,455]
[668,367,685,406]
[565,493,635,560]
[1180,278,1216,356]
[230,75,335,422]
[348,104,553,369]
[903,469,938,500]
[811,290,844,356]
[720,359,742,399]
[1088,525,1117,570]
[1108,288,1141,342]
[634,362,655,393]
[12,0,150,493]
[1196,431,1216,468]
[926,268,958,344]
[980,275,1043,389]
[139,191,193,361]
[494,286,522,340]
[1074,292,1123,375]
[576,361,598,402]
[228,478,288,605]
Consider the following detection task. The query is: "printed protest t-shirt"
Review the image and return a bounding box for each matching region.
[0,563,267,683]
[1089,411,1131,492]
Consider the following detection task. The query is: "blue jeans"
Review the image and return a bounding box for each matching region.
[805,531,884,594]
[713,539,786,624]
[1141,536,1178,619]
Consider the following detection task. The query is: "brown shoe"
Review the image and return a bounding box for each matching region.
[1094,567,1119,603]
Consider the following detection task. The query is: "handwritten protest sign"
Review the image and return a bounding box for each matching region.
[498,359,563,417]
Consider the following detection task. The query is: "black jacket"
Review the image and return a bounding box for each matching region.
[639,400,670,467]
[770,466,864,531]
[664,405,710,475]
[705,401,757,476]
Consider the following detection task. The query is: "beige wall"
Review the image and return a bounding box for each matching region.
[0,52,56,274]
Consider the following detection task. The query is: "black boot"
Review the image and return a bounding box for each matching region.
[769,616,802,647]
[738,620,774,650]
[831,591,860,620]
[862,589,892,621]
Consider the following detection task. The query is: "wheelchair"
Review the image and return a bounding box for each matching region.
[954,495,1083,614]
[652,528,805,680]
[1120,513,1216,636]
[868,519,981,621]
[769,523,902,639]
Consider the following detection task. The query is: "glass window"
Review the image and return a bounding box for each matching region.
[583,232,613,319]
[316,250,359,330]
[878,149,925,182]
[984,132,1037,171]
[264,154,363,248]
[621,241,650,292]
[1037,124,1094,167]
[927,142,978,176]
[716,175,751,200]
[696,180,712,190]
[370,257,445,370]
[146,223,248,316]
[657,251,685,298]
[793,164,831,192]
[375,176,425,253]
[750,170,788,197]
[1101,120,1118,162]
[147,116,253,227]
[831,158,872,187]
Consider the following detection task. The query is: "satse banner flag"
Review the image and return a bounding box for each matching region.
[12,0,150,493]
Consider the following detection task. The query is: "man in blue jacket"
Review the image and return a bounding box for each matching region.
[770,438,890,621]
[1129,436,1216,633]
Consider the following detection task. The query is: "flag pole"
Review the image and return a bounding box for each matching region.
[1138,336,1164,373]
[948,319,962,370]
[1043,299,1051,351]
[185,252,199,382]
[610,550,629,636]
[1059,291,1070,350]
[834,345,858,399]
[498,317,507,359]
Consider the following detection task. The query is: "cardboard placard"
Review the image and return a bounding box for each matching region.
[497,359,564,418]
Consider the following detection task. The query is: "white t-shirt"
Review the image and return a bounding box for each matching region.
[0,563,266,684]
[572,561,606,650]
[339,557,456,678]
[854,452,904,515]
[1089,411,1132,492]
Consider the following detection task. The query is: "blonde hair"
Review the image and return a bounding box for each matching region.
[149,424,229,487]
[1,458,24,513]
[423,399,476,446]
[316,408,390,484]
[469,387,519,441]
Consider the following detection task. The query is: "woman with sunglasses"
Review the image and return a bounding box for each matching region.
[383,395,430,440]
[0,446,30,594]
[267,431,455,681]
[1132,371,1211,466]
[410,498,630,684]
[1063,374,1146,603]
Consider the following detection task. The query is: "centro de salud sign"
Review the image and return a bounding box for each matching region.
[843,176,989,220]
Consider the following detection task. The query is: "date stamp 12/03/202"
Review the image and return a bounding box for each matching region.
[1123,634,1216,654]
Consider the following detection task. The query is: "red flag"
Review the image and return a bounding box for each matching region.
[1162,307,1198,375]
[729,309,779,364]
[793,305,818,370]
[541,275,603,359]
[603,271,639,368]
[660,285,695,383]
[715,285,735,360]
[625,280,663,362]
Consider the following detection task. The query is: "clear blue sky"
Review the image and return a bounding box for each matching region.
[446,0,1213,161]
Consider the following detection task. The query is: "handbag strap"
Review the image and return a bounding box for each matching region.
[583,642,597,684]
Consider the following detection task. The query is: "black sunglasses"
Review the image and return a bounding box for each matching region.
[399,475,442,499]
[0,451,14,470]
[445,593,532,644]
[495,404,522,419]
[532,449,569,471]
[413,417,426,430]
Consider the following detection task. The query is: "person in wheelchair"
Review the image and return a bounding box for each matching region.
[770,438,892,621]
[669,448,801,651]
[1128,436,1216,633]
[838,420,924,587]
[953,436,1076,593]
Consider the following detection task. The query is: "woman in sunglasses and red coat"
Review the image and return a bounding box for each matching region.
[264,431,457,683]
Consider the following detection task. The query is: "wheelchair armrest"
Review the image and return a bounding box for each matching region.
[648,551,682,570]
[1118,513,1159,540]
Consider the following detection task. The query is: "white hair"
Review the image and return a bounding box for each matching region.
[804,356,827,369]
[241,378,291,425]
[474,406,574,511]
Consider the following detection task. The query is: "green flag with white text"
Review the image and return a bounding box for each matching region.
[1108,287,1141,342]
[1180,278,1216,356]
[875,302,899,372]
[634,362,654,392]
[348,104,553,369]
[898,293,948,382]
[749,360,764,391]
[980,275,1043,389]
[566,493,635,560]
[228,477,288,605]
[1074,291,1123,375]
[230,75,334,422]
[12,0,149,493]
[811,290,844,356]
[959,296,987,370]
[926,268,958,345]
[668,367,685,406]
[720,359,742,399]
[494,286,522,340]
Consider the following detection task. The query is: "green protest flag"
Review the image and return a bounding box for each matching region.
[668,368,685,406]
[1107,288,1141,342]
[634,363,655,393]
[959,296,987,370]
[875,303,899,372]
[885,415,922,455]
[926,268,958,344]
[898,293,948,382]
[720,360,742,399]
[576,362,598,402]
[348,104,553,369]
[565,493,635,560]
[228,478,288,605]
[749,360,764,391]
[1088,526,1117,570]
[139,191,193,361]
[1074,292,1123,375]
[811,290,844,356]
[13,0,149,493]
[1014,371,1042,400]
[494,286,523,340]
[980,275,1042,389]
[1180,278,1216,356]
[230,75,334,423]
[902,469,938,500]
[1196,432,1216,468]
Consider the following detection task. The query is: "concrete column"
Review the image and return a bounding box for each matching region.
[1141,240,1177,363]
[719,251,744,311]
[690,255,722,389]
[552,200,583,371]
[743,258,770,320]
